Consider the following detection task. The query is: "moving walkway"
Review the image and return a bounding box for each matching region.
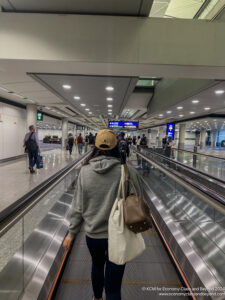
[0,149,224,300]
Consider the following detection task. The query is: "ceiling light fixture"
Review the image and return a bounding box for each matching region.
[204,107,211,110]
[108,109,112,112]
[159,114,163,117]
[74,96,80,100]
[107,97,113,101]
[166,111,172,114]
[215,90,224,95]
[108,105,113,108]
[179,115,184,117]
[80,103,86,107]
[14,93,25,99]
[192,100,199,104]
[85,108,90,111]
[177,107,183,110]
[106,86,114,91]
[88,112,93,114]
[190,112,195,114]
[62,84,71,89]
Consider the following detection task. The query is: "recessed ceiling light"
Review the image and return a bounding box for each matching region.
[108,113,112,115]
[85,108,90,111]
[107,97,113,101]
[74,96,80,100]
[190,112,195,114]
[167,111,172,114]
[88,112,93,114]
[62,84,71,89]
[0,87,10,93]
[108,105,113,108]
[192,100,199,104]
[108,109,112,112]
[215,90,224,95]
[204,107,211,110]
[177,107,183,110]
[179,114,184,117]
[159,114,164,117]
[45,107,50,110]
[80,103,86,107]
[106,86,114,91]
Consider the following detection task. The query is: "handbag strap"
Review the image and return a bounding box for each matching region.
[122,164,138,198]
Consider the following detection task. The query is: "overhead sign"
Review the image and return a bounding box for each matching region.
[37,112,43,121]
[167,123,175,139]
[108,121,139,129]
[108,121,124,128]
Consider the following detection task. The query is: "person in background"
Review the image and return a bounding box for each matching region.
[24,125,40,174]
[162,135,168,150]
[132,136,137,145]
[88,132,95,149]
[77,133,84,155]
[140,134,148,148]
[63,129,142,300]
[118,132,130,164]
[127,136,132,146]
[136,136,141,166]
[67,133,74,155]
[165,136,173,158]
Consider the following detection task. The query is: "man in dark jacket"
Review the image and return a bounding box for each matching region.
[118,132,130,164]
[24,125,40,173]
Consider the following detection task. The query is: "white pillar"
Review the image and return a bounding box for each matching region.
[178,123,186,150]
[200,129,207,150]
[26,104,37,129]
[158,127,163,147]
[211,131,216,148]
[62,118,68,148]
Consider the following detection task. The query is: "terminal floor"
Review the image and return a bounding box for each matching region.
[0,148,81,213]
[184,146,225,159]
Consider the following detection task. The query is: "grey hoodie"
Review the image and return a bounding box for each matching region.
[69,155,142,239]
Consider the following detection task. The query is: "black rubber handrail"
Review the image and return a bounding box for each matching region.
[0,151,91,225]
[144,147,225,185]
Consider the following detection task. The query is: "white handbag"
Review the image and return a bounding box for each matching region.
[108,165,146,265]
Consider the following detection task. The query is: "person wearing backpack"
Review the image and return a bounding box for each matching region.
[63,129,142,300]
[24,125,40,174]
[118,132,129,164]
[140,134,147,148]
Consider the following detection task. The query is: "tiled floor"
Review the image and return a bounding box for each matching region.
[0,148,81,213]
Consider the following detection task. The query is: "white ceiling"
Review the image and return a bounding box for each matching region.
[0,0,152,16]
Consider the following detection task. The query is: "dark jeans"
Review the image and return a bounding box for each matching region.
[86,236,126,300]
[68,144,73,154]
[28,150,38,168]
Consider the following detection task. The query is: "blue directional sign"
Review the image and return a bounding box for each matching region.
[123,122,139,129]
[167,123,175,139]
[108,121,124,128]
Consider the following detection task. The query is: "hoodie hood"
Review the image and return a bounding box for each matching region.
[89,155,120,174]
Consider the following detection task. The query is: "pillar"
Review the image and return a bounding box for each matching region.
[178,123,186,150]
[200,129,207,150]
[62,118,68,149]
[158,127,163,147]
[211,131,217,148]
[26,104,37,130]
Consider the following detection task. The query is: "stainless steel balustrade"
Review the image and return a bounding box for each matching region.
[131,149,225,299]
[0,151,91,300]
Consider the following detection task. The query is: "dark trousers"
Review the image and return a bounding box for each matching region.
[28,150,38,168]
[68,144,73,154]
[86,236,126,300]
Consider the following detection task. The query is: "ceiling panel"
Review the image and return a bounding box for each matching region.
[33,74,136,117]
[2,81,46,93]
[1,0,144,16]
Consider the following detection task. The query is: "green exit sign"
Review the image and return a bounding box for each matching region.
[37,112,43,121]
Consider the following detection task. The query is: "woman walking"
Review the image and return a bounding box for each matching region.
[63,129,142,300]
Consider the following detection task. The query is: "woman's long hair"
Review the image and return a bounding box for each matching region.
[84,145,121,165]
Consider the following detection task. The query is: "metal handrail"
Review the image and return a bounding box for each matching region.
[173,147,225,161]
[0,151,91,238]
[133,148,225,216]
[144,147,225,185]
